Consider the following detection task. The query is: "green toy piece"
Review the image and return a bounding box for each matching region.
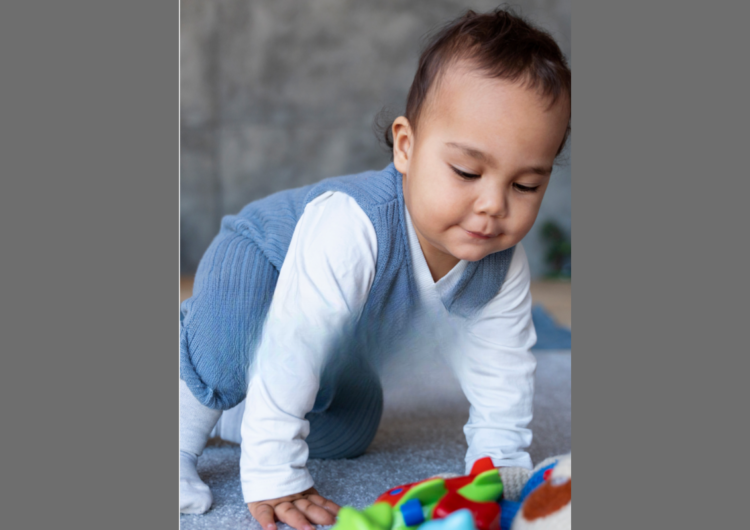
[364,503,395,527]
[336,503,393,530]
[392,478,447,527]
[456,470,503,503]
[395,478,447,508]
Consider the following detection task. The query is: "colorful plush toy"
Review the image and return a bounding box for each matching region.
[331,455,571,530]
[334,457,503,530]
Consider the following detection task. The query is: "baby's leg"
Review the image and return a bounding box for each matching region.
[209,355,381,457]
[211,399,245,444]
[305,353,383,459]
[180,379,221,514]
[227,353,382,466]
[179,235,279,513]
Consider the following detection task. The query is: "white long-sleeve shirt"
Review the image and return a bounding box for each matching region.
[239,191,536,503]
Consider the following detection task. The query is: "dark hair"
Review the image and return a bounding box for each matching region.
[374,7,571,159]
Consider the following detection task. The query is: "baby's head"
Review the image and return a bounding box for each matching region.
[385,8,571,274]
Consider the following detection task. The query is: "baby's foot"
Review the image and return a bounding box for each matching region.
[180,451,212,514]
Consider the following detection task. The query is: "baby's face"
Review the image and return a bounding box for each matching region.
[393,62,570,273]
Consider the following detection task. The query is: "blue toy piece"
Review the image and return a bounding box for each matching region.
[518,462,557,503]
[400,498,426,526]
[419,510,476,530]
[498,500,520,530]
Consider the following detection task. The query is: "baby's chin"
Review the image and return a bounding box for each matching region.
[449,242,513,262]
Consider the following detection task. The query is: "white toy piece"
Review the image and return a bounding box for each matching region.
[511,454,571,530]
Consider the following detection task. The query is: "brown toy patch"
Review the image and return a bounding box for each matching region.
[522,479,571,521]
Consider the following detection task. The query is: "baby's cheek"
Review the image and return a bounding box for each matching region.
[424,198,456,228]
[511,205,539,235]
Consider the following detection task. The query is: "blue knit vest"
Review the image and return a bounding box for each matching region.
[180,162,515,409]
[230,162,515,318]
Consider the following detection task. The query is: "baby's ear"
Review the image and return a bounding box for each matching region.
[391,116,412,175]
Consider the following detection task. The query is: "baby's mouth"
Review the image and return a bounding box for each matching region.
[465,229,499,240]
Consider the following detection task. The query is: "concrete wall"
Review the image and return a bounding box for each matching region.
[181,0,571,277]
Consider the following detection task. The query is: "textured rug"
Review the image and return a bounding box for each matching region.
[180,350,571,530]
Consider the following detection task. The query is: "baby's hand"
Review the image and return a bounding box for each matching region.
[248,487,340,530]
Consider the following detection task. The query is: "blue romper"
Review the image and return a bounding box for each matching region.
[180,162,515,458]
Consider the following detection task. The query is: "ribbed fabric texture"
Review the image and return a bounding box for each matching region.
[180,238,277,410]
[180,162,515,411]
[443,247,515,317]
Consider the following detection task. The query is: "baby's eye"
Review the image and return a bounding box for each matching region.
[451,166,481,180]
[513,183,540,193]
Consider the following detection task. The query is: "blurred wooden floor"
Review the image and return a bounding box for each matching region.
[180,276,571,328]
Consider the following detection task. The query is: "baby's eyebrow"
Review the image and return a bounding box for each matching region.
[445,141,495,166]
[445,141,552,176]
[525,165,553,177]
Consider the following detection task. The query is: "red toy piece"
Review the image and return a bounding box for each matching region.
[373,457,503,530]
[469,457,496,475]
[433,491,500,530]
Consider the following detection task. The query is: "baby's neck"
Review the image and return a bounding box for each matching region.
[428,258,460,282]
[404,201,461,283]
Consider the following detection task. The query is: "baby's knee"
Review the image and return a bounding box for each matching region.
[180,314,249,410]
[306,361,384,459]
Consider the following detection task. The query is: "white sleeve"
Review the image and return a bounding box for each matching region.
[239,191,378,503]
[456,242,537,472]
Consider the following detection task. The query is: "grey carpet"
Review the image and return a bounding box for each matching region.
[180,350,571,530]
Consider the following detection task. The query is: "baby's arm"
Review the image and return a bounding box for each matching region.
[239,191,377,526]
[455,242,537,472]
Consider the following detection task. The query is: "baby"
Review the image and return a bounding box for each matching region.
[179,7,571,530]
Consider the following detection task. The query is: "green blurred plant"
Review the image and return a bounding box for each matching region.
[540,220,571,279]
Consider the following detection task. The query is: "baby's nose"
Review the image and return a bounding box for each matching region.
[476,192,507,218]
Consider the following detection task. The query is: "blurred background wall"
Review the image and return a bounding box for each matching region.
[181,0,571,278]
